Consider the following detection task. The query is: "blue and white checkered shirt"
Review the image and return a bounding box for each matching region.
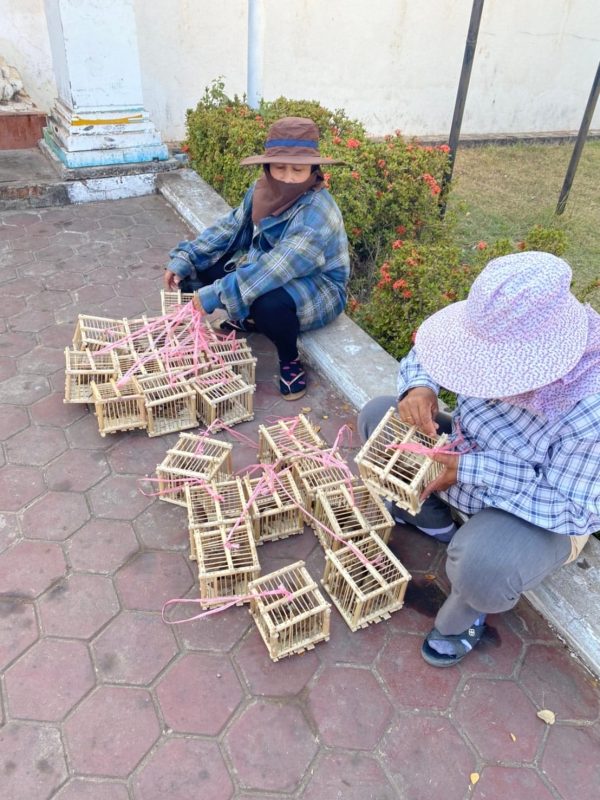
[398,348,600,536]
[167,182,349,331]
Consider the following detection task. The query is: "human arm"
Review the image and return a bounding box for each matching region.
[396,348,441,437]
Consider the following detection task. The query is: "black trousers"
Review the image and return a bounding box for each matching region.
[179,260,300,363]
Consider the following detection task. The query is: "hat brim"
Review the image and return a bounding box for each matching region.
[240,154,345,166]
[414,295,588,398]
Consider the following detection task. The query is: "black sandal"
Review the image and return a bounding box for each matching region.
[279,358,307,401]
[421,623,486,668]
[219,318,257,334]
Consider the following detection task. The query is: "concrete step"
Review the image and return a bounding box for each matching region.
[156,167,600,677]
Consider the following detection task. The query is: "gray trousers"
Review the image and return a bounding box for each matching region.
[358,397,572,634]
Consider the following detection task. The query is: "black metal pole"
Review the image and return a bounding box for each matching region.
[556,61,600,215]
[439,0,485,217]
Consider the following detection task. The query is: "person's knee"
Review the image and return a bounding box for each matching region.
[446,532,519,612]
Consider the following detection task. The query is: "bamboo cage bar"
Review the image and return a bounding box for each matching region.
[135,373,197,437]
[292,452,353,517]
[204,339,257,385]
[242,470,305,544]
[185,477,248,559]
[354,406,448,515]
[322,532,411,631]
[111,350,165,379]
[91,378,147,436]
[313,480,394,550]
[123,316,159,355]
[195,521,259,606]
[249,561,331,661]
[160,289,196,315]
[156,433,233,507]
[72,315,128,352]
[191,366,254,430]
[258,414,327,467]
[64,348,116,403]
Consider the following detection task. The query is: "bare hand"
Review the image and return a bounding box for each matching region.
[192,293,204,313]
[421,452,459,500]
[164,270,181,291]
[398,387,439,438]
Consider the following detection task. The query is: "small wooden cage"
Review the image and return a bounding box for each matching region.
[91,379,147,436]
[72,315,128,352]
[258,414,327,467]
[64,348,116,403]
[156,432,233,507]
[249,561,331,661]
[322,532,411,631]
[135,373,197,437]
[204,339,257,385]
[123,315,159,356]
[354,406,448,515]
[191,367,254,430]
[185,477,248,560]
[160,289,196,315]
[112,350,165,380]
[195,521,260,606]
[312,480,394,550]
[292,452,353,516]
[242,470,305,544]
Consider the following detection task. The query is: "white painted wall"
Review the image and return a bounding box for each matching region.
[2,0,598,141]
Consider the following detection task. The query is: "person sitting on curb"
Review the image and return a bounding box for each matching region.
[164,116,349,401]
[358,251,600,667]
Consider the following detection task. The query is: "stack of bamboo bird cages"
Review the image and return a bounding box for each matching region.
[185,477,248,560]
[64,303,257,437]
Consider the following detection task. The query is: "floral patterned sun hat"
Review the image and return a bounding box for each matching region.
[414,251,589,398]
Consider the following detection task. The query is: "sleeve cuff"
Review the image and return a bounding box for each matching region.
[198,285,225,314]
[167,257,192,279]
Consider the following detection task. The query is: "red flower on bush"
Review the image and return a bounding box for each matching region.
[405,257,419,267]
[517,241,526,251]
[476,241,488,250]
[380,262,391,277]
[392,239,404,250]
[402,289,413,298]
[346,138,361,149]
[181,144,190,153]
[377,159,386,168]
[392,279,408,290]
[351,227,362,237]
[348,298,360,312]
[422,173,441,196]
[395,225,407,235]
[437,144,451,153]
[323,172,331,188]
[351,171,360,180]
[333,135,342,145]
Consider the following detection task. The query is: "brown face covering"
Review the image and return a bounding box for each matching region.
[251,165,324,225]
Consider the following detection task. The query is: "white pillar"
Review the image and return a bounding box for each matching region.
[43,0,168,168]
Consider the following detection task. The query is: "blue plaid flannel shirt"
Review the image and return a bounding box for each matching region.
[167,182,349,331]
[398,348,600,536]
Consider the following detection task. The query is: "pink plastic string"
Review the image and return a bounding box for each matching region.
[162,584,293,624]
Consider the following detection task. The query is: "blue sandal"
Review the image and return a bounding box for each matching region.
[421,623,486,667]
[279,358,307,401]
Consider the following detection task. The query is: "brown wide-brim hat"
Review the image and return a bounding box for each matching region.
[240,116,344,166]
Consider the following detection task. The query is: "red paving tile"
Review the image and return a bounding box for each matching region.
[1,196,598,799]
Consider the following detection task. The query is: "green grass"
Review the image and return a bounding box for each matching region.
[446,140,600,309]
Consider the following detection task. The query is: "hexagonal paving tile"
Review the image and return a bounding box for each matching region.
[225,700,318,793]
[114,551,193,611]
[5,426,68,466]
[235,627,319,695]
[5,638,94,721]
[472,766,556,800]
[318,609,388,665]
[541,723,600,798]
[17,346,66,375]
[0,511,21,554]
[88,475,153,519]
[302,751,397,800]
[65,413,114,450]
[133,501,188,550]
[453,678,542,762]
[156,652,243,734]
[45,449,109,492]
[31,393,87,428]
[0,721,67,800]
[10,309,55,333]
[38,573,119,638]
[67,519,138,573]
[0,540,66,597]
[387,526,444,573]
[64,686,160,777]
[307,665,393,749]
[0,374,50,405]
[380,716,476,800]
[54,778,130,800]
[519,644,600,722]
[133,738,233,800]
[0,294,26,316]
[0,330,36,357]
[377,633,461,710]
[0,355,16,381]
[0,465,44,511]
[175,603,252,652]
[0,406,30,440]
[107,432,173,475]
[21,491,90,541]
[0,596,38,669]
[26,289,72,312]
[92,610,177,685]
